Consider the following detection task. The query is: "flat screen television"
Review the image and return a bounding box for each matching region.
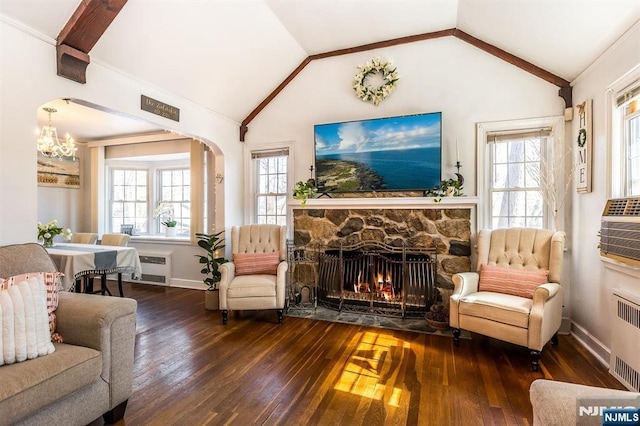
[314,112,442,193]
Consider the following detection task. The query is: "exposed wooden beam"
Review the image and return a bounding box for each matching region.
[308,29,456,61]
[56,0,128,84]
[240,28,573,140]
[240,57,312,141]
[452,29,572,108]
[240,29,454,141]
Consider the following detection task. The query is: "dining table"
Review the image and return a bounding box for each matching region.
[46,243,142,292]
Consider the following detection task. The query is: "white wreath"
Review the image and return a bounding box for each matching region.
[353,57,399,106]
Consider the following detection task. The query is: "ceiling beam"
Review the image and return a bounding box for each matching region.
[56,0,128,84]
[452,29,572,109]
[240,28,572,141]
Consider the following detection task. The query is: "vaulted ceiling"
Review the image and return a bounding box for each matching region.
[2,0,639,139]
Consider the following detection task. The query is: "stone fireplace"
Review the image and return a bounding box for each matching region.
[290,199,475,313]
[316,241,436,317]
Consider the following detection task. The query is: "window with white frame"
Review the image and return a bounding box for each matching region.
[252,149,289,226]
[479,118,565,231]
[616,82,640,196]
[108,163,190,236]
[487,130,548,229]
[110,168,149,234]
[158,168,190,236]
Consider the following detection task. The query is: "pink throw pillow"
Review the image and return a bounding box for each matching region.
[0,271,64,342]
[234,251,280,276]
[478,264,549,299]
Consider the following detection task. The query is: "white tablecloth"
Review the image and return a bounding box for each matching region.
[46,243,142,291]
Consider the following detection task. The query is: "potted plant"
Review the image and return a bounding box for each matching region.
[195,230,227,310]
[425,178,464,201]
[292,179,318,207]
[154,202,177,237]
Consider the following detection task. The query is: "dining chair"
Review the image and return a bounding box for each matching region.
[101,233,131,247]
[71,232,98,244]
[87,233,131,297]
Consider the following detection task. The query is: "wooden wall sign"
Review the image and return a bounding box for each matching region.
[576,99,592,193]
[141,95,180,122]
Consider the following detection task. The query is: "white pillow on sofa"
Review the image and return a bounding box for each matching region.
[0,275,55,366]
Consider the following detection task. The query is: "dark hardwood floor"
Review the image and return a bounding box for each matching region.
[100,281,626,426]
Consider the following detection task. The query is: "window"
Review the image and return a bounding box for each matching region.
[479,117,564,231]
[252,149,289,226]
[488,132,546,229]
[106,157,191,237]
[618,85,640,196]
[110,169,148,234]
[159,168,190,236]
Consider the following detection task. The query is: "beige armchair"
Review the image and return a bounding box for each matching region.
[450,228,565,371]
[71,232,98,244]
[219,225,288,325]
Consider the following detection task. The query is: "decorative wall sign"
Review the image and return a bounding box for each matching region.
[575,99,592,193]
[141,95,180,121]
[37,152,80,188]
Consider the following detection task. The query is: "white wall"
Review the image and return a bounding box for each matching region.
[247,34,575,321]
[570,22,640,362]
[247,36,565,195]
[0,20,244,249]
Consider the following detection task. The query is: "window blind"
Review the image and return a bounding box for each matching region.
[105,139,191,159]
[616,80,640,107]
[251,148,289,159]
[486,127,552,143]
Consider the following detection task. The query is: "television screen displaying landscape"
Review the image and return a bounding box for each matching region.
[314,112,442,193]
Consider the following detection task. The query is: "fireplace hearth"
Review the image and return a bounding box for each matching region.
[314,241,437,317]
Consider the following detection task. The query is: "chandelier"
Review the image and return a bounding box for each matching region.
[36,107,77,159]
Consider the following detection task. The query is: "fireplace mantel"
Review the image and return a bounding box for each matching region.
[288,196,479,210]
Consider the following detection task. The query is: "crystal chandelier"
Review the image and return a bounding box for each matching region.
[36,107,77,159]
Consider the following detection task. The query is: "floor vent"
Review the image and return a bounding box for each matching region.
[610,290,640,392]
[125,252,171,286]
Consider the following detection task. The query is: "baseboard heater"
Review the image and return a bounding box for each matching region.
[124,251,172,286]
[610,289,640,392]
[600,197,640,267]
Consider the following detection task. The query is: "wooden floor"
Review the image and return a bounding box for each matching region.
[102,282,626,426]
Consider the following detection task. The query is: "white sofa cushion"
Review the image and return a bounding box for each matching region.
[0,276,55,365]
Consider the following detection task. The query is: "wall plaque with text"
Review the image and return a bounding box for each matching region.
[141,95,180,122]
[576,99,592,194]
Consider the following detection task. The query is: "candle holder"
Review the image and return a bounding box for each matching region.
[455,161,464,186]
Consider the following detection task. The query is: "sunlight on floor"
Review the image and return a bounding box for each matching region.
[334,330,410,407]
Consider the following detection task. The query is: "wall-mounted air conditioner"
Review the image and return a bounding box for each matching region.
[600,197,640,267]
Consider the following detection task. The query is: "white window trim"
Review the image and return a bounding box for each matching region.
[243,141,294,226]
[106,158,190,237]
[477,116,565,230]
[605,63,640,199]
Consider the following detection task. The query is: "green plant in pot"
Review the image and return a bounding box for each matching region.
[425,178,464,201]
[195,230,227,310]
[292,179,318,207]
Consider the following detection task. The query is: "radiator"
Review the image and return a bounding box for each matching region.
[124,251,172,286]
[610,289,640,392]
[600,197,640,267]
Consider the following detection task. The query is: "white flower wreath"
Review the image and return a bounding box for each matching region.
[353,57,399,106]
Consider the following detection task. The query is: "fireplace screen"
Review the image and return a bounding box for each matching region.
[316,241,437,317]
